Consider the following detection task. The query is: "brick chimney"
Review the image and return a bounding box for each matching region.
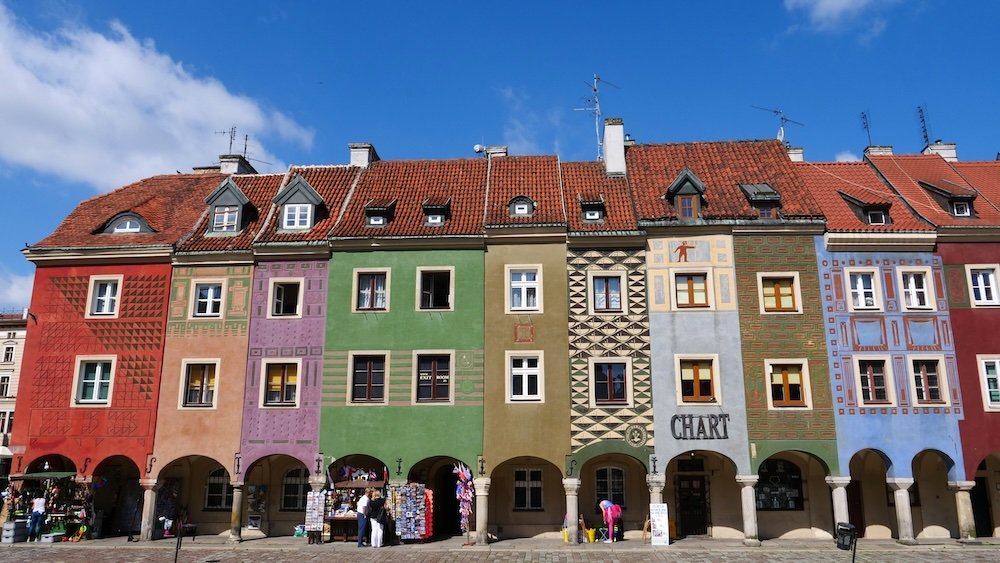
[787,147,804,162]
[864,145,893,157]
[220,154,257,174]
[921,141,958,162]
[349,143,380,168]
[603,117,626,176]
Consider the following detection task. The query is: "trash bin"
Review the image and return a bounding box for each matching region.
[835,522,857,551]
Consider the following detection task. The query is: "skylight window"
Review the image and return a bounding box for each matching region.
[866,210,886,225]
[953,202,971,217]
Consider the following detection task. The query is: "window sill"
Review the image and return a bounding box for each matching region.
[512,508,544,512]
[262,403,298,408]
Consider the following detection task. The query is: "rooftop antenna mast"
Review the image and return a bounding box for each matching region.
[860,111,873,146]
[917,105,931,146]
[575,74,619,160]
[752,105,804,143]
[216,125,238,153]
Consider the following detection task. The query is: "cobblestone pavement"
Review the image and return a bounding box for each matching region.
[0,536,999,563]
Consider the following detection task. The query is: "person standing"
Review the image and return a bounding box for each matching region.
[355,488,371,547]
[27,491,46,542]
[368,490,387,548]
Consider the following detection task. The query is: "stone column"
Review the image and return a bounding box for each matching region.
[736,475,761,546]
[826,476,851,527]
[886,478,917,545]
[473,477,491,545]
[949,480,976,540]
[138,478,159,541]
[229,482,244,542]
[562,477,581,544]
[647,473,666,505]
[309,474,327,493]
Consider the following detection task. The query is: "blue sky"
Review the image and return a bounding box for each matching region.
[2,0,999,308]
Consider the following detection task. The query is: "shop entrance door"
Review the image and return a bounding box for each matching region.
[972,477,994,539]
[677,476,708,536]
[846,479,865,537]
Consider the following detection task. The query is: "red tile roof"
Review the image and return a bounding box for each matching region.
[953,160,1000,219]
[796,162,931,232]
[330,158,487,238]
[32,173,228,250]
[484,156,564,226]
[256,166,361,244]
[626,140,823,221]
[177,174,284,253]
[867,154,1000,227]
[560,161,637,233]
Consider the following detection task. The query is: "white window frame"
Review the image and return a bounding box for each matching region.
[588,356,634,408]
[674,354,721,406]
[411,350,456,405]
[505,265,543,314]
[189,279,226,319]
[670,267,715,311]
[896,267,935,311]
[347,351,389,405]
[0,374,10,397]
[213,205,239,232]
[259,358,303,409]
[85,275,123,319]
[512,467,543,511]
[506,350,544,403]
[70,355,117,408]
[426,213,445,225]
[282,203,312,230]
[415,266,455,312]
[851,355,897,407]
[352,268,391,312]
[952,201,971,217]
[178,358,221,409]
[866,210,886,225]
[583,209,603,221]
[2,346,12,363]
[966,265,1000,307]
[977,355,1000,411]
[845,268,883,311]
[112,218,141,233]
[764,359,812,410]
[204,467,234,510]
[267,277,305,319]
[513,203,531,216]
[907,354,950,406]
[587,269,628,315]
[367,215,386,226]
[0,411,12,434]
[756,272,803,314]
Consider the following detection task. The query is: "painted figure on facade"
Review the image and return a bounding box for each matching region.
[674,240,696,262]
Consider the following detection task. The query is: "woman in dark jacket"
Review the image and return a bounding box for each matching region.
[368,491,389,547]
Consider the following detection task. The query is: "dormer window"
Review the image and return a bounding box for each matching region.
[866,210,886,225]
[740,183,781,221]
[102,213,152,234]
[665,168,707,221]
[213,206,240,231]
[272,174,323,232]
[205,178,252,234]
[112,219,141,233]
[579,194,606,223]
[758,205,775,219]
[426,214,444,225]
[509,196,535,217]
[678,195,698,219]
[283,203,312,230]
[368,215,386,226]
[364,198,396,228]
[421,197,451,227]
[584,209,603,221]
[953,201,971,217]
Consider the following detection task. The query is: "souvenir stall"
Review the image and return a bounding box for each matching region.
[324,463,386,543]
[7,472,91,542]
[390,463,475,543]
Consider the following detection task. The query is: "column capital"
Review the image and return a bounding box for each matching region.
[308,475,327,491]
[646,473,666,488]
[825,476,851,488]
[138,478,159,490]
[735,474,759,486]
[473,477,491,495]
[948,480,976,492]
[230,480,245,488]
[562,477,581,494]
[886,477,914,491]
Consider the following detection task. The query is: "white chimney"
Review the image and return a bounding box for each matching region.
[219,154,257,174]
[349,143,380,168]
[787,147,804,162]
[864,145,894,157]
[922,141,958,162]
[603,117,626,176]
[485,145,508,158]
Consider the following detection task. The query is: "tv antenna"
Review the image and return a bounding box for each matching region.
[752,106,804,143]
[917,105,931,146]
[574,74,620,160]
[860,111,873,146]
[216,125,242,154]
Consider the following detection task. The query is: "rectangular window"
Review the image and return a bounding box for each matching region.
[911,358,944,404]
[847,270,880,310]
[183,363,216,407]
[969,266,1000,306]
[283,204,312,229]
[351,355,385,403]
[89,277,121,316]
[953,202,971,217]
[355,272,388,311]
[0,411,11,434]
[270,281,302,317]
[76,359,113,404]
[193,283,223,317]
[679,359,715,403]
[867,210,886,225]
[0,375,9,397]
[205,468,234,509]
[2,346,12,363]
[769,363,806,408]
[858,359,890,404]
[263,363,298,406]
[979,356,1000,410]
[678,195,697,218]
[213,206,239,231]
[675,273,709,308]
[595,467,625,509]
[899,270,933,310]
[416,355,450,402]
[513,468,543,511]
[593,361,628,406]
[759,274,799,313]
[509,355,541,402]
[508,267,541,312]
[593,276,623,313]
[419,270,452,310]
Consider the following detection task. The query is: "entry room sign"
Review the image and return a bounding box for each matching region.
[649,503,669,546]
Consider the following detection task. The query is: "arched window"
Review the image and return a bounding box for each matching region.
[509,196,535,217]
[595,466,625,512]
[205,467,234,510]
[281,467,310,511]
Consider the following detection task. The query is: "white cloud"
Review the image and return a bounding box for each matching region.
[0,4,314,192]
[0,269,32,309]
[835,150,862,162]
[784,0,876,30]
